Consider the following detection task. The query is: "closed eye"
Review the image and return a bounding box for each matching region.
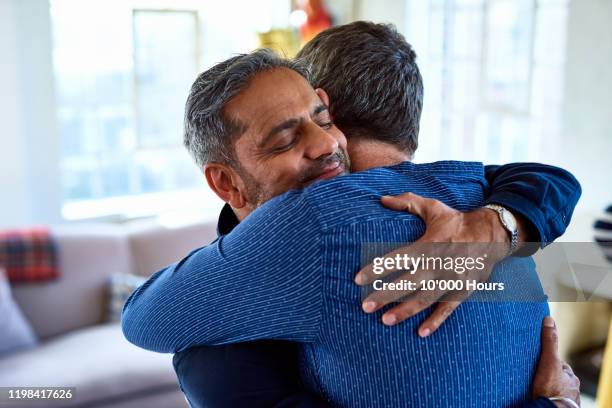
[270,132,297,152]
[314,108,333,130]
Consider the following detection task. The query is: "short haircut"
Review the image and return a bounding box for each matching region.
[184,48,312,168]
[296,21,423,155]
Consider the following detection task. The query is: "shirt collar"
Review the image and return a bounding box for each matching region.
[217,203,240,236]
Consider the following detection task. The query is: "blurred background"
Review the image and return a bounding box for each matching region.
[0,0,610,407]
[1,0,610,228]
[0,0,612,228]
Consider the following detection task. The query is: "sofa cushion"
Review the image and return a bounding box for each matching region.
[0,268,37,355]
[106,273,147,322]
[0,323,180,407]
[127,220,217,277]
[11,225,133,340]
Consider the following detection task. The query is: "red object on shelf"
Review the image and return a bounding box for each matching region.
[298,0,332,43]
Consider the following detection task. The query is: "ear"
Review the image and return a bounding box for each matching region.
[204,163,247,209]
[315,88,330,109]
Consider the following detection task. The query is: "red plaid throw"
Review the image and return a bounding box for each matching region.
[0,228,59,282]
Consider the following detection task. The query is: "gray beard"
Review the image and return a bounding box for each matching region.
[236,149,351,210]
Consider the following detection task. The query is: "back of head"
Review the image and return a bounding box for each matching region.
[296,21,423,156]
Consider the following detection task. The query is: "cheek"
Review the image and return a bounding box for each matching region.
[270,155,303,182]
[265,154,313,193]
[247,154,303,189]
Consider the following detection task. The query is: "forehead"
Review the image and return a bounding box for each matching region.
[224,68,320,137]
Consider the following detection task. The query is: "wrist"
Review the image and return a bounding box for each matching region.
[463,208,508,243]
[481,206,511,244]
[484,204,520,254]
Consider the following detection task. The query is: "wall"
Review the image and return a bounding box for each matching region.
[560,0,612,217]
[0,0,62,228]
[0,0,29,227]
[553,0,612,359]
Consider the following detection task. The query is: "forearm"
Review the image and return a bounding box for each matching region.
[120,245,261,352]
[121,244,321,351]
[484,163,581,246]
[121,193,323,352]
[121,254,216,352]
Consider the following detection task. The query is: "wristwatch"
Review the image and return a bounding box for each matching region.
[484,204,519,254]
[548,396,580,408]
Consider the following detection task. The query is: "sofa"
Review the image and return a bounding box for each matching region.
[0,219,218,407]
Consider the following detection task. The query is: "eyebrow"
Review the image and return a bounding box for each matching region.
[258,103,329,148]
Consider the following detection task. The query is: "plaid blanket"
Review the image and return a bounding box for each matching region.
[0,228,59,282]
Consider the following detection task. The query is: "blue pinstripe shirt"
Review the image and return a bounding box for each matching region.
[123,161,549,407]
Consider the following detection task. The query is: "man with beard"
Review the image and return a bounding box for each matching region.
[123,23,581,407]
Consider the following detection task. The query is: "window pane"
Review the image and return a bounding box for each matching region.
[450,62,481,114]
[533,4,568,66]
[99,156,133,198]
[452,8,484,60]
[484,0,534,111]
[413,0,567,163]
[52,2,203,208]
[133,10,199,149]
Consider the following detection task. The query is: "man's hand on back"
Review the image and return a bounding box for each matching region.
[354,192,530,336]
[532,317,581,407]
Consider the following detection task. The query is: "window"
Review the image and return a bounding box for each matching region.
[406,0,570,164]
[51,1,205,219]
[51,0,292,221]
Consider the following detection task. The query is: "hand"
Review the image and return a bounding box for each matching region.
[532,316,581,407]
[354,193,512,336]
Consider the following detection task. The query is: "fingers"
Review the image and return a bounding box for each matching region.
[354,262,378,286]
[380,193,419,212]
[361,276,421,313]
[381,193,439,221]
[355,248,404,285]
[563,362,581,405]
[562,362,581,390]
[417,301,461,337]
[381,297,436,327]
[538,316,561,370]
[354,239,447,286]
[574,377,581,405]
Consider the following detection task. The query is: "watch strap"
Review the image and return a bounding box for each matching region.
[485,204,519,254]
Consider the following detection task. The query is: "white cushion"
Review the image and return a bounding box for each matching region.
[106,273,148,322]
[0,323,180,407]
[0,268,37,355]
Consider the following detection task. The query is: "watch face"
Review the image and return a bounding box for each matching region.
[501,210,517,231]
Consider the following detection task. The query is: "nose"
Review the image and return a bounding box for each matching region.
[303,123,339,161]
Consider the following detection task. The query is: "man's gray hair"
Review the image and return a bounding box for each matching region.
[184,48,312,168]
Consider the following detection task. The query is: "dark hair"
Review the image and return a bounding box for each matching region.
[296,21,423,155]
[184,48,312,168]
